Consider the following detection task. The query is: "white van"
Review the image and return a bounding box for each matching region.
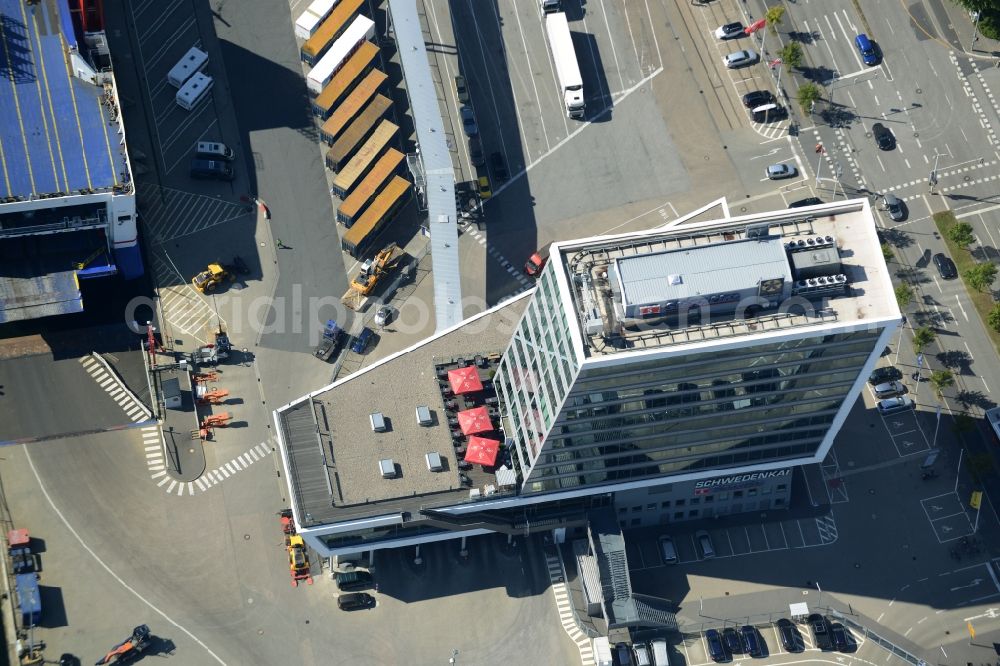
[651,639,671,666]
[196,141,234,161]
[167,47,208,88]
[176,73,213,111]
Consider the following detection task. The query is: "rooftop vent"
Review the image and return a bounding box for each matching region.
[668,274,682,286]
[415,405,432,426]
[378,459,396,478]
[425,452,443,472]
[370,412,387,433]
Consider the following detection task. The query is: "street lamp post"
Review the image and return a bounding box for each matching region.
[929,151,941,192]
[972,11,981,51]
[815,581,824,610]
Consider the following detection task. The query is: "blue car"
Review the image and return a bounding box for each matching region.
[855,34,878,65]
[351,327,374,354]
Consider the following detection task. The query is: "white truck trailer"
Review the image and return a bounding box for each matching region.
[544,12,585,119]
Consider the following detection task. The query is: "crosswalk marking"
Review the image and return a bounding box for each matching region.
[150,252,224,344]
[544,553,595,666]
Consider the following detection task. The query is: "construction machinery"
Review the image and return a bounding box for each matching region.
[191,263,234,293]
[191,326,232,366]
[287,534,313,586]
[195,412,232,440]
[196,388,230,405]
[342,244,401,310]
[95,625,151,665]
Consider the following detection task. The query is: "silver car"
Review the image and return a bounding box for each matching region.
[873,380,904,399]
[883,194,905,221]
[766,163,797,180]
[877,396,914,415]
[724,49,758,68]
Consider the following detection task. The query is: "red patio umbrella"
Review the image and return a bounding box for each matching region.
[457,405,492,435]
[448,366,483,395]
[464,436,500,466]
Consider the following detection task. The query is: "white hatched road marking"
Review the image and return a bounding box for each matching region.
[150,252,224,344]
[545,553,595,666]
[137,184,250,242]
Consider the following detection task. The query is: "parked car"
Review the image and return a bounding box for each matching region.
[478,175,492,199]
[460,105,478,136]
[455,74,469,103]
[740,625,763,657]
[351,327,374,354]
[490,151,509,182]
[766,163,797,180]
[724,49,758,68]
[877,396,914,415]
[705,629,727,662]
[830,621,850,651]
[933,252,958,279]
[337,592,375,611]
[695,530,716,558]
[722,627,742,654]
[883,193,905,220]
[751,103,785,122]
[789,197,823,208]
[873,380,905,399]
[469,135,485,166]
[742,90,775,108]
[374,305,393,327]
[869,365,902,385]
[658,535,678,564]
[715,22,745,39]
[632,642,652,666]
[809,613,833,650]
[615,642,633,666]
[335,569,374,591]
[776,618,801,652]
[872,122,895,150]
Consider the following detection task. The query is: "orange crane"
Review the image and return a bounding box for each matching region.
[196,388,230,405]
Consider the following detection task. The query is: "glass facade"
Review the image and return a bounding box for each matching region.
[501,327,882,493]
[494,262,581,476]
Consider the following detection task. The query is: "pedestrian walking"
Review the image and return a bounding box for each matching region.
[276,238,286,249]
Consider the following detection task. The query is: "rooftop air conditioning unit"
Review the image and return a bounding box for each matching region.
[370,412,387,433]
[378,459,396,478]
[415,405,432,426]
[425,452,443,472]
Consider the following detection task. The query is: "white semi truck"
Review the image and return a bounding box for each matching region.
[544,12,585,119]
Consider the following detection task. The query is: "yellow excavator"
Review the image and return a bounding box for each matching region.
[191,263,233,293]
[342,244,402,310]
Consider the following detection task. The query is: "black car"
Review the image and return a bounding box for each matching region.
[789,197,823,208]
[872,122,895,150]
[335,569,374,591]
[337,592,375,611]
[490,151,509,183]
[829,621,850,651]
[776,618,801,652]
[809,613,834,651]
[933,252,958,279]
[705,629,727,662]
[740,625,763,657]
[722,627,742,654]
[742,90,775,108]
[868,365,903,386]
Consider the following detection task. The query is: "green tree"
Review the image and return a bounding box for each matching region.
[765,6,786,33]
[894,283,913,309]
[913,326,936,352]
[930,369,955,397]
[988,303,1000,333]
[964,262,998,292]
[881,243,895,263]
[779,42,803,69]
[947,222,976,247]
[797,82,823,114]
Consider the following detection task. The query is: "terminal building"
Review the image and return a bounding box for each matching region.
[276,199,899,566]
[0,0,141,324]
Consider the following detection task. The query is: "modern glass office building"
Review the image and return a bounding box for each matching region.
[495,207,898,499]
